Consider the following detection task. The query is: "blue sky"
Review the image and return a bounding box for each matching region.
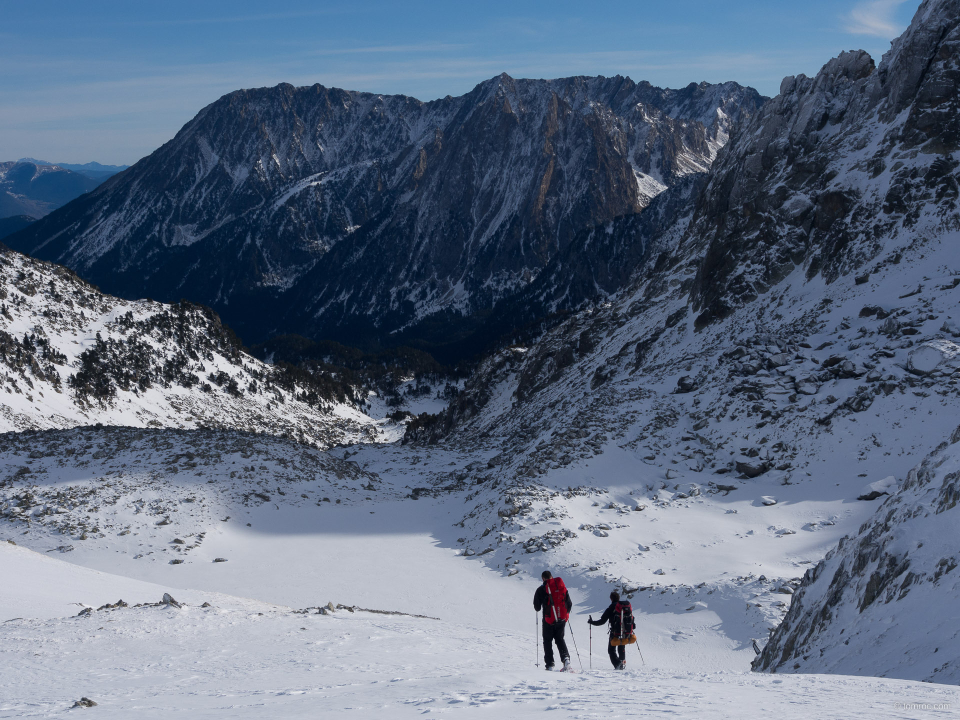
[0,0,921,166]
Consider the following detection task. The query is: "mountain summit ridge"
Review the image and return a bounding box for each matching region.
[6,74,764,349]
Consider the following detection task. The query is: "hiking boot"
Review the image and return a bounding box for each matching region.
[618,661,626,670]
[545,665,554,671]
[562,658,571,671]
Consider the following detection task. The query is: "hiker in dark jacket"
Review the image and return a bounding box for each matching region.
[533,570,573,670]
[588,591,635,669]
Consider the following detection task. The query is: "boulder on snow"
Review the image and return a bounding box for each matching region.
[162,593,182,608]
[858,475,897,501]
[760,496,778,506]
[941,320,960,338]
[794,377,820,395]
[908,339,960,375]
[879,317,901,335]
[72,697,97,708]
[675,376,698,393]
[665,468,681,480]
[736,459,771,478]
[767,352,792,368]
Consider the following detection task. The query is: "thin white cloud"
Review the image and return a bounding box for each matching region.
[307,43,468,57]
[845,0,908,37]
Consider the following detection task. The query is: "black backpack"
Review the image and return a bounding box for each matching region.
[610,601,635,638]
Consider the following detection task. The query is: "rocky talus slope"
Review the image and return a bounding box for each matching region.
[0,426,383,550]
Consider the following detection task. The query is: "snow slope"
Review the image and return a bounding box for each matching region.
[0,248,384,446]
[2,521,958,718]
[756,423,960,683]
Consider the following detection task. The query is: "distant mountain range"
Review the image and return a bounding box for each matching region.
[4,75,764,354]
[0,159,127,223]
[17,158,129,182]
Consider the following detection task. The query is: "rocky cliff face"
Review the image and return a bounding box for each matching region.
[753,424,960,683]
[686,0,960,329]
[489,173,706,329]
[6,75,762,346]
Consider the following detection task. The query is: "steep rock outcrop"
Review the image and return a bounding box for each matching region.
[754,424,960,682]
[687,0,960,328]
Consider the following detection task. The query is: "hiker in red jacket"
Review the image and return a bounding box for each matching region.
[533,570,573,671]
[588,591,636,669]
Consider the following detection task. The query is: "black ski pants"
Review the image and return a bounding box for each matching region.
[607,639,626,668]
[542,620,569,667]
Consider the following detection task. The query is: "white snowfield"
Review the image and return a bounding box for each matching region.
[1,538,957,718]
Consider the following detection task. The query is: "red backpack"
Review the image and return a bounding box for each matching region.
[610,601,637,644]
[543,577,570,624]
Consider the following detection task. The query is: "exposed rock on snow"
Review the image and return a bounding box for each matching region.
[0,248,381,447]
[737,460,771,479]
[162,593,181,608]
[907,339,960,375]
[755,423,960,683]
[857,475,897,501]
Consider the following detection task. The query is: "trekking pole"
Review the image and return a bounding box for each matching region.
[635,640,645,666]
[535,612,539,668]
[568,621,584,671]
[589,621,592,669]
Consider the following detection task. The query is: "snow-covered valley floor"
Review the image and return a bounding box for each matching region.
[1,429,957,718]
[3,538,958,719]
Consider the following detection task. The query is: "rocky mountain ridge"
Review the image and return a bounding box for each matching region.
[6,75,763,351]
[687,0,960,328]
[0,247,388,447]
[396,0,960,677]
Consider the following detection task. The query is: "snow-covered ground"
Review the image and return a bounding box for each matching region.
[3,536,958,718]
[0,250,386,447]
[0,425,957,717]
